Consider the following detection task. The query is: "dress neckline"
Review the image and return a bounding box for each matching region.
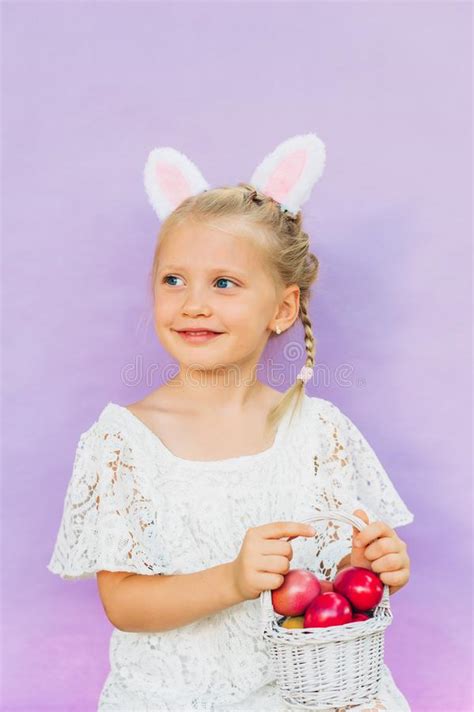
[101,393,309,470]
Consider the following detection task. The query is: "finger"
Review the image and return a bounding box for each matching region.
[364,536,400,561]
[353,508,369,524]
[350,541,372,570]
[260,540,294,560]
[352,508,369,546]
[257,554,291,574]
[260,521,316,541]
[348,510,371,569]
[351,509,370,565]
[379,569,408,586]
[353,520,394,549]
[370,553,404,574]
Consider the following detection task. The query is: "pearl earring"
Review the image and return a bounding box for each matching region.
[275,325,282,335]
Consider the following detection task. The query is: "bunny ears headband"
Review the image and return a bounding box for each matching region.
[143,132,326,222]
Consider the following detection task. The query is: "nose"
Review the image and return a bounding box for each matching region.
[181,285,212,317]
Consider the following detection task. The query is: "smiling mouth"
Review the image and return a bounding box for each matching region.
[174,330,225,343]
[176,330,222,335]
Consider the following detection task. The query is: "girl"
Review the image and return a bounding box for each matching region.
[47,134,414,712]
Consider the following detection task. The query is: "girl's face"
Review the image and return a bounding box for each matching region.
[153,219,293,376]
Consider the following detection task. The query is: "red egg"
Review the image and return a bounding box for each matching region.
[333,566,383,611]
[304,592,353,628]
[271,569,321,616]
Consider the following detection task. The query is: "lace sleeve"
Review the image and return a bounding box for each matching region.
[331,403,415,529]
[298,399,415,582]
[46,421,170,580]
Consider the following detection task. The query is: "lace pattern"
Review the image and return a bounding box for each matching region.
[47,395,414,711]
[46,424,172,580]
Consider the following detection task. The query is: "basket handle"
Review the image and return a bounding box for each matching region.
[297,508,370,534]
[259,508,391,630]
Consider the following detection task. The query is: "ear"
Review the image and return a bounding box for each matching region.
[249,133,326,215]
[144,147,210,221]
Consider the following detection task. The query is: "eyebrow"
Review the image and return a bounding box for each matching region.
[157,264,248,278]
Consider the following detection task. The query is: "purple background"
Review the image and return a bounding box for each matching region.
[2,2,472,711]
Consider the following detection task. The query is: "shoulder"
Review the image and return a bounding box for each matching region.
[70,403,151,489]
[75,401,136,454]
[303,394,345,422]
[303,396,365,443]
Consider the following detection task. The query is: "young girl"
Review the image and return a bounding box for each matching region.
[47,134,415,712]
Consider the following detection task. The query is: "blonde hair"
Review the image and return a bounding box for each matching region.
[148,183,320,432]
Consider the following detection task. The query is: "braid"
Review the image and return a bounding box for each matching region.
[300,299,316,371]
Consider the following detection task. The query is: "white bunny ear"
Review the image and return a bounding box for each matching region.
[144,147,210,221]
[249,133,326,215]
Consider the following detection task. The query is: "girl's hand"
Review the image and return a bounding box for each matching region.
[350,509,411,595]
[230,521,316,602]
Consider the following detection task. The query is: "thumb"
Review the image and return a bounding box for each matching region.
[351,508,371,570]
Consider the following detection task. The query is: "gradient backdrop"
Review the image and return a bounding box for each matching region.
[2,2,472,711]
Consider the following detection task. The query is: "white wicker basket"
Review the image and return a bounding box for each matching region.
[260,509,392,711]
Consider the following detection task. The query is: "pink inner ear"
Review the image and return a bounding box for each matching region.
[263,149,307,203]
[155,161,192,208]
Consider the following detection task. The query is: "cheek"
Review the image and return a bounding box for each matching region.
[225,292,273,324]
[223,302,250,326]
[153,301,174,329]
[225,306,268,335]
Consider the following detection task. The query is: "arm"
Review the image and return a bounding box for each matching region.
[100,520,316,632]
[103,562,244,633]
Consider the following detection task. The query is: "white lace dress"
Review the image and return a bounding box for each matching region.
[47,394,415,712]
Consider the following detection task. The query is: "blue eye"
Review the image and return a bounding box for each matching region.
[162,275,238,289]
[162,275,183,286]
[215,278,237,289]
